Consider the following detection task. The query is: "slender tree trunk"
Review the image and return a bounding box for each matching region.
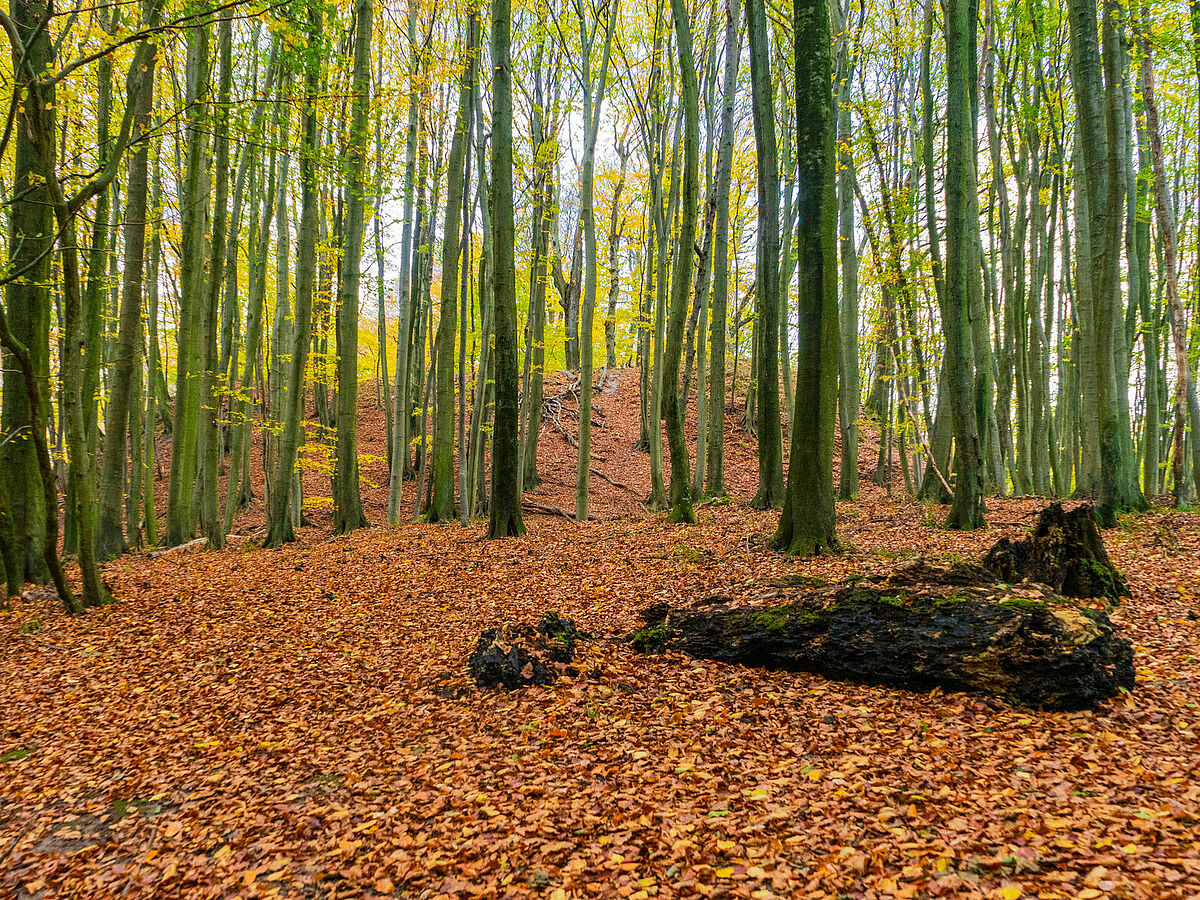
[96,23,157,558]
[917,0,951,503]
[225,122,279,533]
[430,5,479,523]
[942,0,987,528]
[836,31,859,502]
[387,10,422,524]
[197,15,234,550]
[333,0,373,534]
[167,21,211,546]
[662,0,699,525]
[487,0,525,538]
[746,0,783,509]
[1139,7,1200,507]
[521,30,554,493]
[265,3,322,547]
[575,0,620,522]
[705,0,739,499]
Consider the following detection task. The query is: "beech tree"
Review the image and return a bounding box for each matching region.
[772,0,839,554]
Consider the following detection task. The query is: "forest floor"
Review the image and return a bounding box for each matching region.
[2,369,1199,899]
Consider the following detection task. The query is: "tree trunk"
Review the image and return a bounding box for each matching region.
[96,22,157,559]
[942,0,987,529]
[197,15,234,550]
[2,0,56,586]
[430,5,479,524]
[746,0,783,510]
[662,0,699,525]
[1138,6,1200,508]
[265,3,321,547]
[333,0,373,535]
[772,0,839,555]
[836,15,860,502]
[387,9,423,524]
[705,1,739,499]
[166,21,211,546]
[487,0,525,538]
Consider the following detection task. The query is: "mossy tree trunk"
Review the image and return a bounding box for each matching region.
[941,0,987,529]
[772,0,839,555]
[2,0,56,587]
[630,560,1134,712]
[167,20,210,547]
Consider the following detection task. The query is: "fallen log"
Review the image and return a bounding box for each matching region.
[629,560,1134,711]
[521,501,599,522]
[589,467,637,495]
[983,502,1129,602]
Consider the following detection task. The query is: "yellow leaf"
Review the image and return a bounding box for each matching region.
[717,840,735,851]
[549,890,568,900]
[715,867,734,878]
[994,887,1022,900]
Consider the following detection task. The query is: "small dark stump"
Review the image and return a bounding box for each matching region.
[983,503,1129,601]
[468,611,582,689]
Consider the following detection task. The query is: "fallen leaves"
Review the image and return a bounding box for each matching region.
[1,374,1199,898]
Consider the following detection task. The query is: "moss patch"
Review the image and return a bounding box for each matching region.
[998,596,1049,614]
[630,622,669,654]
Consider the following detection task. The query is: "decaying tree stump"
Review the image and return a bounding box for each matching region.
[630,560,1134,710]
[983,503,1129,602]
[469,612,583,689]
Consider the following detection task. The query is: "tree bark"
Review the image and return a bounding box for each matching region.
[746,0,783,510]
[265,2,322,547]
[772,0,839,554]
[705,1,739,499]
[96,18,157,558]
[487,0,525,538]
[333,0,373,534]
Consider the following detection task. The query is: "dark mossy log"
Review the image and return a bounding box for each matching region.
[469,612,583,689]
[983,503,1129,602]
[630,561,1134,710]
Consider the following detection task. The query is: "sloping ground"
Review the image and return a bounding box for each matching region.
[214,364,878,530]
[3,372,1199,898]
